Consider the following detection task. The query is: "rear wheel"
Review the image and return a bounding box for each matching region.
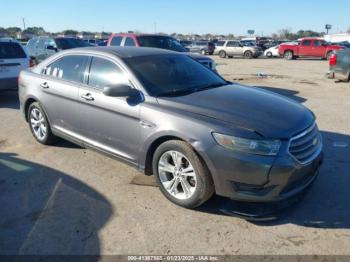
[244,51,253,59]
[266,52,273,58]
[28,102,57,145]
[284,50,294,60]
[219,50,227,58]
[153,140,214,208]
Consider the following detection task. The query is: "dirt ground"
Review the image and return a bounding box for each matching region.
[0,57,349,256]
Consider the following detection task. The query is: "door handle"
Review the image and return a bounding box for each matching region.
[40,82,49,89]
[81,93,94,101]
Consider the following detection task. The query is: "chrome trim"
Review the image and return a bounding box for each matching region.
[288,122,323,165]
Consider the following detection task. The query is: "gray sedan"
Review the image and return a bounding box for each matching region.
[18,47,323,209]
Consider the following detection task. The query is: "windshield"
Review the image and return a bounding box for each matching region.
[137,36,187,52]
[124,54,227,97]
[55,38,90,50]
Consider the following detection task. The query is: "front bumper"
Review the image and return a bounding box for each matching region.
[203,142,323,203]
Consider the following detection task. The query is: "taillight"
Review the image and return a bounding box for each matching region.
[329,54,337,67]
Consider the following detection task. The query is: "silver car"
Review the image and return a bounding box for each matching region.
[214,40,263,59]
[19,47,322,210]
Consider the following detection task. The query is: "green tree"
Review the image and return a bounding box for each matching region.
[6,27,22,38]
[62,29,78,36]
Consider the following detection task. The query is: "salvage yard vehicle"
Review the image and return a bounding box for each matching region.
[328,50,350,83]
[19,47,323,209]
[27,36,90,62]
[214,40,263,59]
[0,38,35,90]
[186,41,215,55]
[107,33,216,71]
[264,45,280,58]
[279,38,344,60]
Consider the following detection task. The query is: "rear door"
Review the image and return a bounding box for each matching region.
[312,40,327,57]
[0,42,29,81]
[299,40,312,56]
[78,56,141,163]
[39,55,90,133]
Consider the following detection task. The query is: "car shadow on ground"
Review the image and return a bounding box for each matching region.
[0,153,113,257]
[253,85,307,103]
[197,130,350,229]
[0,90,19,109]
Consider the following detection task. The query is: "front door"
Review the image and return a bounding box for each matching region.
[78,56,141,164]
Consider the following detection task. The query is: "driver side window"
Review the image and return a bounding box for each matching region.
[88,57,126,90]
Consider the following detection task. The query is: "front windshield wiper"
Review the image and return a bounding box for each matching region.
[157,88,196,97]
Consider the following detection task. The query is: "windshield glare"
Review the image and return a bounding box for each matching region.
[138,36,187,52]
[124,54,226,96]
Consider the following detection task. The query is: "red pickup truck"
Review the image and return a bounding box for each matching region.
[279,38,343,60]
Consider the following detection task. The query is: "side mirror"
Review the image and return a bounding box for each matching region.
[46,45,57,52]
[103,84,139,97]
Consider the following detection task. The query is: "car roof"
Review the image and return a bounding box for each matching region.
[110,33,174,38]
[0,38,21,44]
[63,46,181,58]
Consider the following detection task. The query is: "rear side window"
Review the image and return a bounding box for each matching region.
[125,37,135,47]
[314,40,325,47]
[88,57,125,90]
[110,36,123,46]
[43,55,89,83]
[226,41,239,47]
[0,42,27,59]
[302,40,311,46]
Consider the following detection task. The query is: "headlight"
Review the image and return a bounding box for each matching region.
[213,133,281,156]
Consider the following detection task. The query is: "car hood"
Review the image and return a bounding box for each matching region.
[156,84,314,139]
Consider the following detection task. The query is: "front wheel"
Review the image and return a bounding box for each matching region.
[201,49,206,55]
[153,140,214,208]
[219,50,227,58]
[266,52,273,58]
[284,51,294,60]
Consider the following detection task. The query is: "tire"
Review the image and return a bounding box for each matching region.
[284,50,294,60]
[201,49,206,55]
[244,51,253,59]
[219,50,227,58]
[28,102,57,145]
[266,52,273,58]
[152,140,214,208]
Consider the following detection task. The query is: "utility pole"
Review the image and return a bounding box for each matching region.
[22,18,26,30]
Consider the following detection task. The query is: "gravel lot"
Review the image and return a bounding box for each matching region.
[0,57,349,255]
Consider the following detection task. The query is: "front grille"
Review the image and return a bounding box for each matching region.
[288,123,322,164]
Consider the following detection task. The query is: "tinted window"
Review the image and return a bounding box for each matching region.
[302,40,311,46]
[216,41,225,47]
[55,38,90,50]
[88,57,125,90]
[110,36,123,46]
[226,41,239,47]
[44,55,89,83]
[314,40,325,47]
[125,37,136,47]
[124,54,226,96]
[137,36,187,52]
[0,42,27,59]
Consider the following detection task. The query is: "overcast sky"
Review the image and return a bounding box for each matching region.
[2,0,349,35]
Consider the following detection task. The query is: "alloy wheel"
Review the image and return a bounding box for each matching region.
[158,150,197,200]
[30,108,47,141]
